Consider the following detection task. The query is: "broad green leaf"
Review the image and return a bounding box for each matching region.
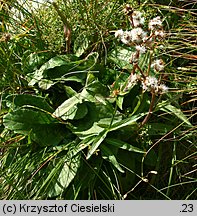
[38,79,55,90]
[3,108,65,146]
[86,130,108,159]
[80,79,109,103]
[85,80,109,96]
[97,116,122,128]
[64,86,77,97]
[38,74,85,90]
[161,104,192,126]
[58,103,88,120]
[27,55,80,86]
[53,94,81,119]
[27,55,72,85]
[116,96,124,110]
[22,52,51,74]
[105,138,145,154]
[48,151,81,197]
[5,94,54,112]
[101,145,124,173]
[34,145,81,198]
[69,103,113,139]
[27,54,99,87]
[131,92,150,115]
[109,113,145,131]
[71,122,104,140]
[69,103,102,138]
[73,103,88,120]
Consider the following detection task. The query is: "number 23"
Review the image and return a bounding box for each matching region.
[181,204,193,212]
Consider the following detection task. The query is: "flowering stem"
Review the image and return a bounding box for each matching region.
[136,64,146,79]
[131,63,137,75]
[140,91,156,128]
[128,16,134,28]
[143,33,154,44]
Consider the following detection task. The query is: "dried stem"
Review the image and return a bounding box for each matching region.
[129,16,134,28]
[52,2,71,53]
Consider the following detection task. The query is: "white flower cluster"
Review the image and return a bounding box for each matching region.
[115,8,165,47]
[148,16,162,30]
[114,29,124,38]
[135,45,146,54]
[142,76,168,94]
[114,5,168,95]
[127,73,138,88]
[151,59,165,72]
[130,27,147,44]
[115,10,149,65]
[148,16,165,40]
[115,27,147,45]
[132,11,145,27]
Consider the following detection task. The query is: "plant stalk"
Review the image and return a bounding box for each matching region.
[140,91,156,128]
